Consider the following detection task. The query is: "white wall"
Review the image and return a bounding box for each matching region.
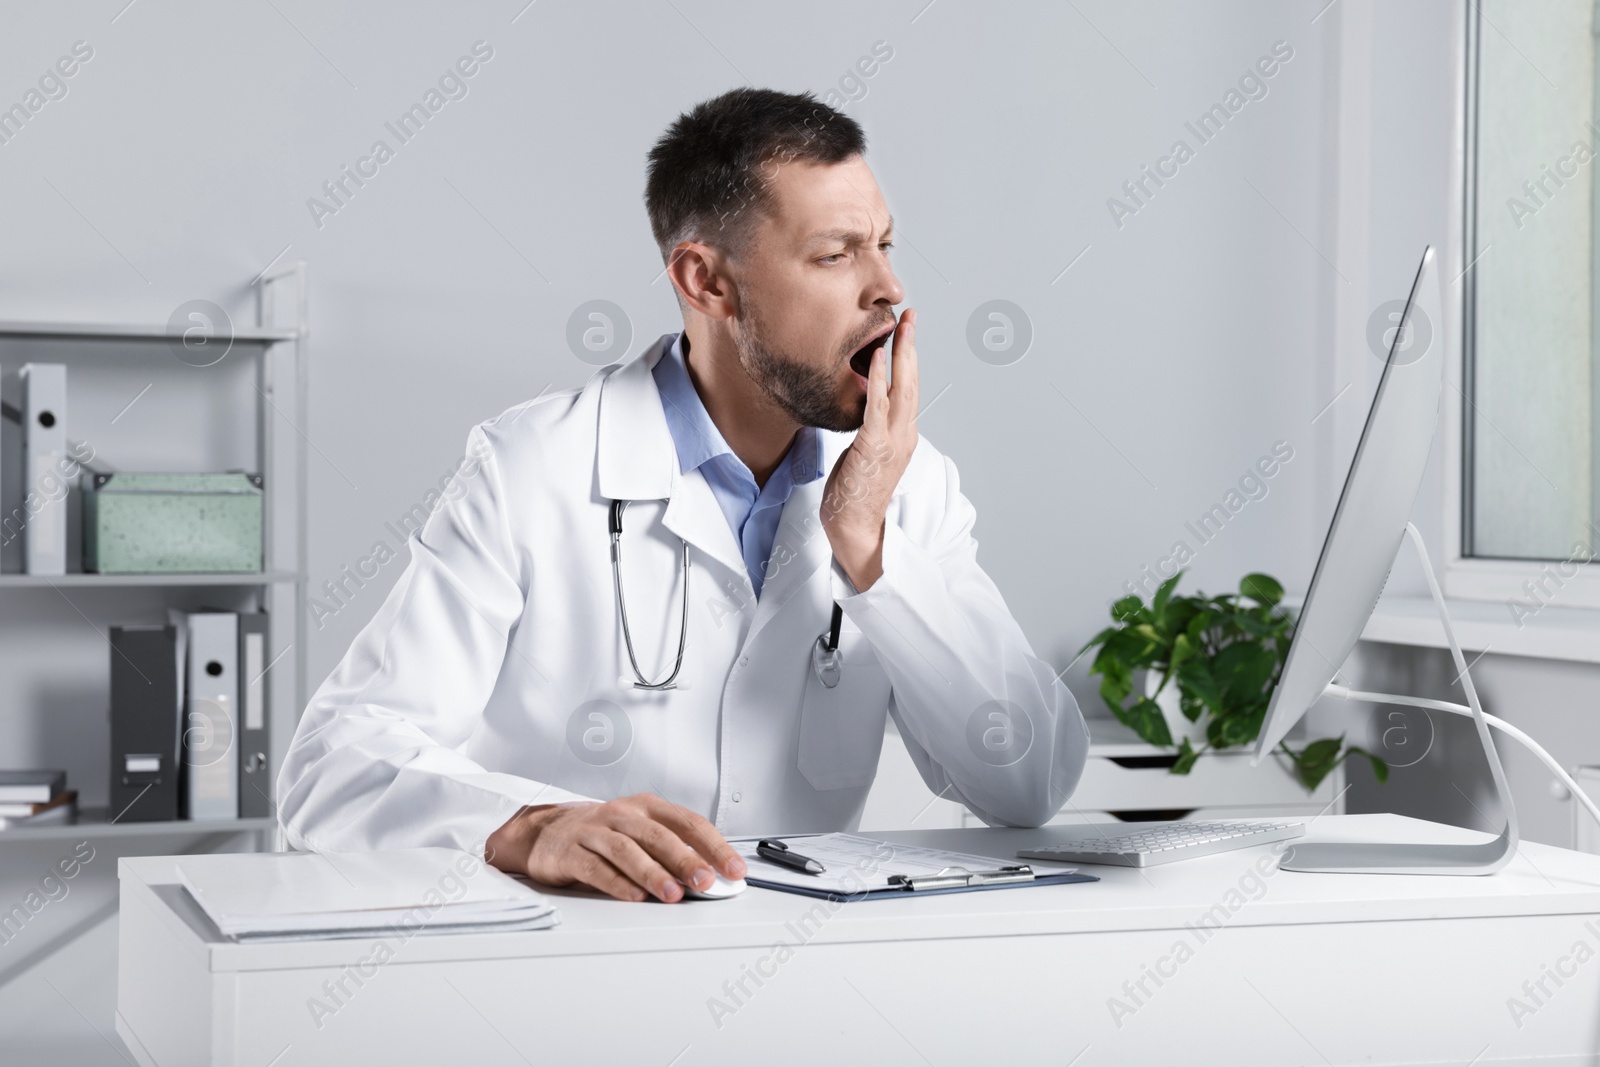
[25,0,1585,858]
[0,0,1343,738]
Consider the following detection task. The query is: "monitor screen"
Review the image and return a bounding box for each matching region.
[1252,247,1443,763]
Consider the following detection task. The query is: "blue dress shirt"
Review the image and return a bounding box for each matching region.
[653,332,823,598]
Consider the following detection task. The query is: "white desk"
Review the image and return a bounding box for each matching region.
[117,815,1600,1066]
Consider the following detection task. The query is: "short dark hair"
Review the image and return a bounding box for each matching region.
[645,88,866,269]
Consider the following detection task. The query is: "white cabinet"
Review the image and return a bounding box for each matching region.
[861,714,1344,831]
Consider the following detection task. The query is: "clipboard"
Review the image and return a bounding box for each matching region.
[734,833,1099,902]
[746,866,1097,902]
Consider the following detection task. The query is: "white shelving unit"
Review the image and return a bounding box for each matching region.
[0,264,309,847]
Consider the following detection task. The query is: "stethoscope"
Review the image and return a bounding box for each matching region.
[608,499,844,690]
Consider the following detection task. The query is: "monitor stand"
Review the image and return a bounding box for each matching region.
[1277,523,1519,875]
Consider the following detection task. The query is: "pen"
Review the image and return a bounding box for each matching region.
[756,838,826,875]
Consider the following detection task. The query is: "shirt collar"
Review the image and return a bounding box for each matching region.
[652,332,824,487]
[653,332,731,476]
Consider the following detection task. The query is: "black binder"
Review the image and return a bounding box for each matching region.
[236,613,272,819]
[109,625,181,822]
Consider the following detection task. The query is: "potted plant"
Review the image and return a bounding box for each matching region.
[1079,571,1387,790]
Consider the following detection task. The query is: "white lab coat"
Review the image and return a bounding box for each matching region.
[277,333,1089,855]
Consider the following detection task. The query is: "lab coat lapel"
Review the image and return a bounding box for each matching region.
[595,336,747,581]
[660,471,746,582]
[596,336,674,500]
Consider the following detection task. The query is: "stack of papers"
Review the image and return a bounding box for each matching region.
[177,848,559,942]
[0,789,77,830]
[0,771,77,830]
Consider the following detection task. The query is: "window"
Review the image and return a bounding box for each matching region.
[1464,0,1597,562]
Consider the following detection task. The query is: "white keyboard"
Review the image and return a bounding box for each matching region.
[1017,820,1306,868]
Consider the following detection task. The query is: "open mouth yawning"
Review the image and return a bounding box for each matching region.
[848,327,893,377]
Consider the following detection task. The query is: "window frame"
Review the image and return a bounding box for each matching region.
[1444,0,1600,609]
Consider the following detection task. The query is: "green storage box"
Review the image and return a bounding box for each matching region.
[83,472,263,574]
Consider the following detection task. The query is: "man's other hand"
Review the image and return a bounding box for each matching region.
[485,794,747,903]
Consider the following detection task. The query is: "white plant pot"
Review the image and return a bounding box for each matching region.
[1145,671,1208,747]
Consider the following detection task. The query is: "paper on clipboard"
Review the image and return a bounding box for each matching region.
[732,833,1078,894]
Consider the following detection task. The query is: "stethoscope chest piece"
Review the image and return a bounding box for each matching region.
[811,602,845,688]
[812,634,842,688]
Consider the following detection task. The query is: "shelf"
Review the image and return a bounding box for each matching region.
[0,265,308,870]
[0,571,297,589]
[1361,594,1600,665]
[0,320,296,344]
[0,808,275,843]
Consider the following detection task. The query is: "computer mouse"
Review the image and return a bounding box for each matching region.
[681,873,747,900]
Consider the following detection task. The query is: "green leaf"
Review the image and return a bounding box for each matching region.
[1076,625,1120,657]
[1115,696,1173,748]
[1152,571,1183,623]
[1212,641,1277,705]
[1111,596,1145,623]
[1185,609,1220,646]
[1133,622,1163,640]
[1168,632,1196,677]
[1095,655,1133,711]
[1178,659,1225,716]
[1234,614,1280,638]
[1235,702,1270,742]
[1105,627,1162,667]
[1297,736,1342,764]
[1172,737,1202,774]
[1295,760,1334,792]
[1284,736,1344,791]
[1211,708,1266,749]
[1163,598,1200,637]
[1348,745,1390,784]
[1240,573,1284,606]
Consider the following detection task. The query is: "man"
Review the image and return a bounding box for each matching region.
[278,87,1089,903]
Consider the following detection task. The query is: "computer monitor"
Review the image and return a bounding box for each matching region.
[1253,246,1442,761]
[1250,246,1518,874]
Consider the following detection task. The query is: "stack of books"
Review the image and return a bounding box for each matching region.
[0,770,77,830]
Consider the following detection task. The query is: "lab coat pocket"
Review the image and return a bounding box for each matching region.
[796,629,893,791]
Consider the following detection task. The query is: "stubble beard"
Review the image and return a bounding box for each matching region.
[733,296,865,433]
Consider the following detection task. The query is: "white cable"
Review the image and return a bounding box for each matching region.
[1325,682,1600,833]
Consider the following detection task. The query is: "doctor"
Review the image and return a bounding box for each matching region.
[278,87,1089,903]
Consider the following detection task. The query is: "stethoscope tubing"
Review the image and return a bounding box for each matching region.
[608,498,842,691]
[610,499,690,690]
